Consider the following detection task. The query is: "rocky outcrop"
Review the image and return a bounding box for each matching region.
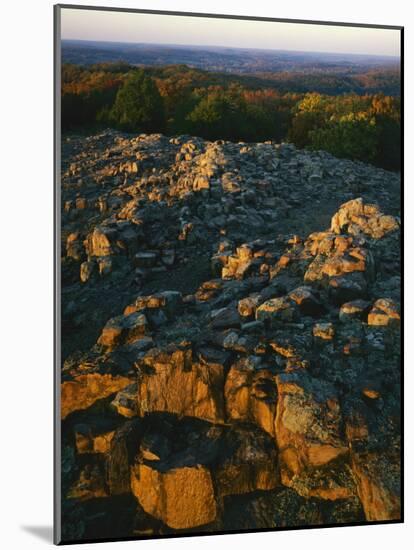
[61,131,401,538]
[331,198,399,239]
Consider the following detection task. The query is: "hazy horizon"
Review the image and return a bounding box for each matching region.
[61,37,400,60]
[60,8,401,58]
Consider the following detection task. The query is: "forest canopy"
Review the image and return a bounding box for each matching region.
[61,63,401,171]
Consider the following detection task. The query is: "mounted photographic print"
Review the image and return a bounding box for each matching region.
[54,4,403,544]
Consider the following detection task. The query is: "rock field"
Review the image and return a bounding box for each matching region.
[60,130,401,541]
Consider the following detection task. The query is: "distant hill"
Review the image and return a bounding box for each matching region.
[62,39,399,75]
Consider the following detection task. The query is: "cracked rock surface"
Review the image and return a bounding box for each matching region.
[60,130,401,541]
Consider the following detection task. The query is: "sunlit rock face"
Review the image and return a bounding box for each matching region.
[224,356,277,436]
[136,345,226,423]
[60,131,401,537]
[61,348,137,419]
[131,464,217,529]
[275,372,355,500]
[61,373,132,420]
[331,198,399,239]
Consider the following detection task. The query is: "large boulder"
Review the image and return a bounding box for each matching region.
[131,464,216,530]
[275,372,353,500]
[137,345,225,423]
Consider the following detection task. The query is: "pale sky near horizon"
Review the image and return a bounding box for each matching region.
[60,8,401,58]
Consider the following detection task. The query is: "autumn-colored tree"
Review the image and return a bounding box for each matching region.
[60,62,400,169]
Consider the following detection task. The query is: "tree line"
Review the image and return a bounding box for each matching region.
[61,63,401,170]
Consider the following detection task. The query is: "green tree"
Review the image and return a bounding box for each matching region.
[308,114,379,163]
[110,70,165,132]
[186,86,250,141]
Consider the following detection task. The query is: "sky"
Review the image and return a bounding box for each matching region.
[60,8,401,57]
